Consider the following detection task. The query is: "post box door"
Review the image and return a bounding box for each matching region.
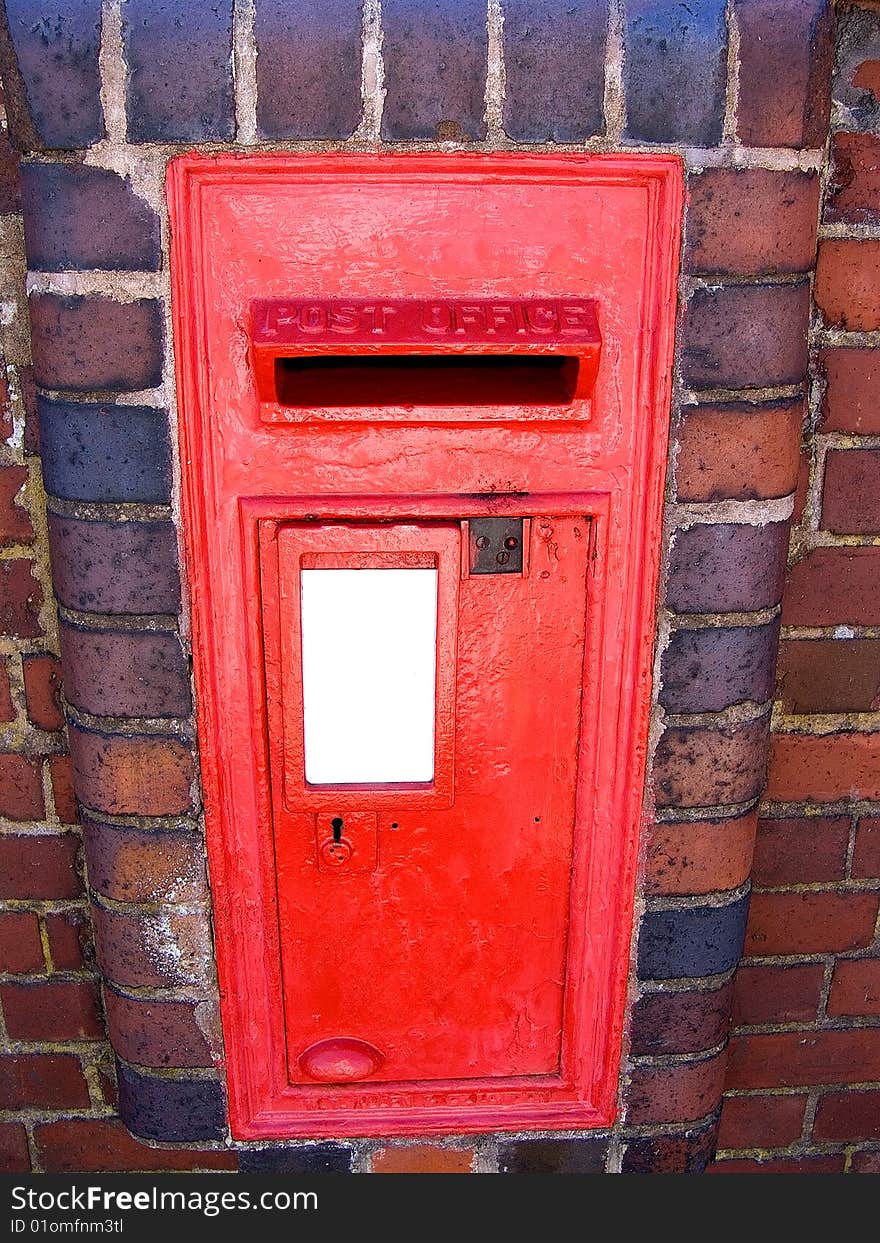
[260,513,592,1087]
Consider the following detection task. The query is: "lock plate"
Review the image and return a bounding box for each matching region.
[467,517,525,575]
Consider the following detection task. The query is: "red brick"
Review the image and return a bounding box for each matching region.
[751,816,850,885]
[815,240,880,331]
[820,348,880,434]
[822,450,880,535]
[682,282,811,389]
[629,981,734,1056]
[34,1119,237,1173]
[813,1089,880,1141]
[49,755,78,824]
[745,891,879,956]
[44,910,89,971]
[0,833,81,899]
[853,818,880,877]
[373,1145,474,1173]
[852,1150,880,1173]
[783,547,880,626]
[0,465,32,543]
[717,1092,806,1150]
[28,294,164,393]
[732,964,825,1025]
[0,754,44,820]
[667,521,790,614]
[59,624,191,719]
[103,989,213,1067]
[93,904,211,989]
[0,660,13,722]
[777,640,880,714]
[0,1053,90,1109]
[734,0,834,148]
[0,559,43,638]
[0,1123,29,1173]
[726,1029,880,1089]
[0,979,103,1041]
[47,515,180,615]
[767,732,880,802]
[646,814,756,895]
[675,401,802,502]
[685,171,819,275]
[710,1154,845,1173]
[854,58,880,98]
[828,959,880,1017]
[826,132,880,225]
[83,819,207,904]
[22,654,65,732]
[69,725,194,817]
[625,1050,727,1125]
[652,717,770,809]
[0,911,44,973]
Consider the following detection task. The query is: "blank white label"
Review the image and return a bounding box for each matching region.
[300,568,438,784]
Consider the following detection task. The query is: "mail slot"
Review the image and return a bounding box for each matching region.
[167,153,682,1138]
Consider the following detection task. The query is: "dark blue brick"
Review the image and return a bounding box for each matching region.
[502,1,606,142]
[498,1136,610,1174]
[624,0,727,145]
[621,1113,719,1173]
[38,397,171,504]
[20,163,160,272]
[637,892,751,980]
[382,0,487,141]
[123,0,234,142]
[255,1,362,140]
[239,1144,353,1174]
[116,1060,226,1143]
[4,0,103,148]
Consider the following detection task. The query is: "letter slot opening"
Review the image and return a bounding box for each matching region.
[275,354,582,408]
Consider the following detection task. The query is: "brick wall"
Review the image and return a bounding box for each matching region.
[713,0,880,1176]
[1,0,872,1176]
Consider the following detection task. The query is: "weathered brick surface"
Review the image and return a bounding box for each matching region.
[638,894,751,980]
[0,833,80,900]
[2,0,103,148]
[0,463,32,541]
[29,295,164,393]
[711,1154,846,1173]
[820,347,880,433]
[751,816,850,886]
[853,818,880,877]
[93,905,211,990]
[660,624,778,714]
[60,624,190,718]
[83,820,207,905]
[382,0,487,141]
[828,959,880,1018]
[502,1,605,142]
[0,559,42,637]
[47,515,180,615]
[116,1062,226,1143]
[813,1091,880,1142]
[44,910,89,971]
[675,402,802,502]
[238,1145,353,1174]
[646,815,756,896]
[20,164,160,271]
[21,653,64,731]
[815,239,880,330]
[49,755,78,824]
[33,1119,237,1173]
[782,548,880,625]
[620,1115,719,1174]
[0,1123,29,1173]
[629,982,734,1056]
[373,1144,475,1174]
[255,1,362,140]
[685,171,820,275]
[0,910,43,972]
[734,0,834,147]
[777,640,880,714]
[0,752,44,819]
[103,989,214,1069]
[652,716,770,809]
[745,892,879,956]
[767,732,880,802]
[732,963,825,1025]
[497,1137,608,1174]
[718,1093,807,1150]
[726,1030,880,1089]
[681,283,811,390]
[68,726,194,818]
[822,448,880,533]
[666,522,790,614]
[826,131,880,224]
[123,0,234,143]
[624,0,726,145]
[0,1054,91,1110]
[0,980,103,1042]
[38,399,171,504]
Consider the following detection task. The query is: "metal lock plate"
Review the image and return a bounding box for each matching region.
[467,517,525,575]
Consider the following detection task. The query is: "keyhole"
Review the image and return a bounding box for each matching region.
[331,816,344,843]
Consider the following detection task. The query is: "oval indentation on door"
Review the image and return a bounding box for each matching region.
[298,1037,385,1083]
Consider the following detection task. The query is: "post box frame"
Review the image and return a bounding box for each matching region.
[167,153,682,1138]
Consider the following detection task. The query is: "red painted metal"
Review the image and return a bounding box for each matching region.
[166,153,682,1139]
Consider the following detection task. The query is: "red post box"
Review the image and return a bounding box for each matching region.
[167,153,682,1138]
